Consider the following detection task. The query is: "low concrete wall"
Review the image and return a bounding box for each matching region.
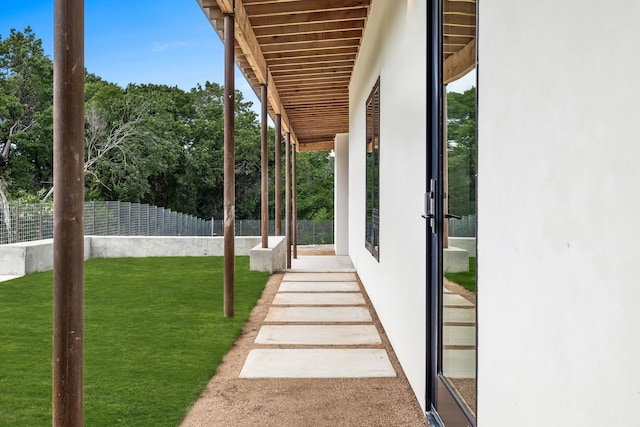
[448,237,476,257]
[0,238,91,276]
[90,236,262,258]
[443,246,469,273]
[0,236,285,279]
[250,236,287,273]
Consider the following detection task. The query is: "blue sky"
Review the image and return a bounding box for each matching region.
[1,0,473,102]
[0,0,260,103]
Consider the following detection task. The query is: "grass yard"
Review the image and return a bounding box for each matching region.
[444,257,477,292]
[0,257,269,426]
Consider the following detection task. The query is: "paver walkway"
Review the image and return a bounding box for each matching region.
[239,268,396,379]
[180,249,429,426]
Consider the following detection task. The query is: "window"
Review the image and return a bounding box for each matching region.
[365,78,380,260]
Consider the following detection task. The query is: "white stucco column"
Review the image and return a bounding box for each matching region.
[334,133,349,255]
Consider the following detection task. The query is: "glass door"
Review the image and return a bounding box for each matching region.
[426,0,477,425]
[438,80,477,424]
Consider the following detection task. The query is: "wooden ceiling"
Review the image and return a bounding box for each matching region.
[197,0,476,151]
[444,0,476,85]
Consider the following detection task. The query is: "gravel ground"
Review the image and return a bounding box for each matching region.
[180,272,429,427]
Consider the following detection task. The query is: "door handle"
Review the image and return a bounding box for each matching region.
[445,213,462,220]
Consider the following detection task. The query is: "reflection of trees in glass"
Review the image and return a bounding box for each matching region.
[365,79,380,259]
[447,87,476,217]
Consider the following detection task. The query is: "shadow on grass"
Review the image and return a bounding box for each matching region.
[0,256,269,426]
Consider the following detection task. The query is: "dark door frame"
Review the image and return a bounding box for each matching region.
[425,0,476,425]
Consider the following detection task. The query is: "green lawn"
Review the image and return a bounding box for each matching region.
[445,257,477,292]
[0,257,269,426]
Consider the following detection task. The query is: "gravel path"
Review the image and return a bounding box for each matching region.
[180,271,429,427]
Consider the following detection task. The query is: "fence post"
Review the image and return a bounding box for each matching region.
[39,204,44,240]
[15,204,20,243]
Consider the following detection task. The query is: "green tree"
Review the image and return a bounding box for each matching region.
[185,82,263,219]
[0,27,53,198]
[447,87,476,216]
[79,80,191,205]
[295,150,334,221]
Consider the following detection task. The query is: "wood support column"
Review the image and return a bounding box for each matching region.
[443,85,449,249]
[223,12,235,318]
[274,114,282,236]
[285,132,292,268]
[261,84,268,248]
[53,0,85,425]
[292,143,298,258]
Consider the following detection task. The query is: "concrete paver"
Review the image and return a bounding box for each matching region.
[273,292,365,305]
[278,281,360,292]
[264,306,372,322]
[239,349,396,378]
[443,325,476,346]
[444,307,476,323]
[282,272,357,282]
[255,324,382,345]
[443,293,474,306]
[239,257,398,380]
[442,349,476,379]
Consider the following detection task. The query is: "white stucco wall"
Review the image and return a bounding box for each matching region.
[334,133,349,256]
[349,0,427,411]
[478,1,640,425]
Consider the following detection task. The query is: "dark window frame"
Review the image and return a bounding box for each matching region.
[365,78,380,261]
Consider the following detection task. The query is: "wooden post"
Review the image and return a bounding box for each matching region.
[292,143,298,258]
[261,84,269,248]
[443,85,449,249]
[223,13,235,318]
[274,114,282,236]
[53,0,84,425]
[285,132,292,268]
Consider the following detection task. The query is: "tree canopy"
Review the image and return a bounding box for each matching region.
[0,28,335,220]
[447,86,476,217]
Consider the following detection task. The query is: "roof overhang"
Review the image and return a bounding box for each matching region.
[197,0,476,151]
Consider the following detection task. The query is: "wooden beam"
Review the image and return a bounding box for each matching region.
[444,14,476,27]
[271,66,353,78]
[274,114,282,235]
[267,53,356,67]
[264,46,359,60]
[444,1,476,15]
[299,141,335,152]
[258,30,364,46]
[262,39,361,54]
[244,0,369,17]
[285,132,291,268]
[53,0,85,424]
[444,39,476,84]
[261,84,268,248]
[250,8,368,27]
[254,20,366,37]
[211,0,300,147]
[223,13,235,318]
